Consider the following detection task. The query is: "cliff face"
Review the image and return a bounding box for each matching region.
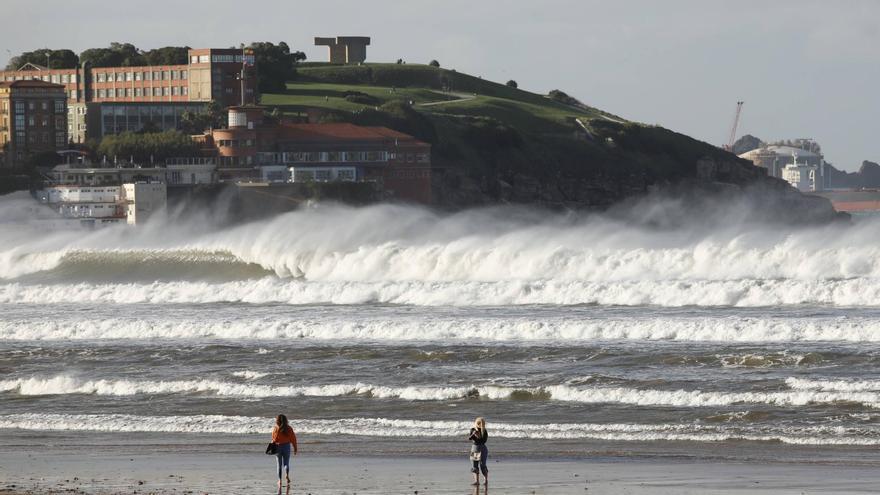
[427,118,839,224]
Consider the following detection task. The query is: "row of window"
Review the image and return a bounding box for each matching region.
[94,86,188,98]
[2,74,77,83]
[190,54,255,64]
[11,130,65,146]
[95,70,188,83]
[11,100,65,114]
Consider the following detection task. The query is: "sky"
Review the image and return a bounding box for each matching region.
[3,0,878,171]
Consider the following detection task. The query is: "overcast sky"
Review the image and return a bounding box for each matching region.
[4,0,878,170]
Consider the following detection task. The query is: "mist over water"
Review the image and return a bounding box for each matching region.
[2,191,880,455]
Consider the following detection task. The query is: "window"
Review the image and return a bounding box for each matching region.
[315,170,331,181]
[125,88,132,97]
[28,116,35,126]
[170,70,177,80]
[198,55,209,63]
[55,132,65,146]
[126,72,133,82]
[180,70,187,80]
[14,130,24,146]
[191,55,198,64]
[98,89,105,98]
[171,86,179,96]
[162,87,170,96]
[107,88,115,98]
[134,88,142,97]
[135,72,142,81]
[61,74,69,83]
[14,101,24,114]
[70,74,77,83]
[14,115,24,128]
[152,71,160,80]
[144,71,151,81]
[51,74,59,83]
[182,86,188,96]
[162,71,169,80]
[153,87,161,96]
[337,169,355,181]
[41,101,48,110]
[97,73,106,82]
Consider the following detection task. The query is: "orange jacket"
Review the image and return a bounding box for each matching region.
[272,425,298,451]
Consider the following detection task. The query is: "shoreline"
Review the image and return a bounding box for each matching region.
[2,433,880,494]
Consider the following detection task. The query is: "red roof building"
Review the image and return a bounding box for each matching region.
[204,107,433,204]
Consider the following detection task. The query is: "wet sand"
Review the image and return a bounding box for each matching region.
[1,434,879,494]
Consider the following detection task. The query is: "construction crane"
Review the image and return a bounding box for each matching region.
[724,101,744,151]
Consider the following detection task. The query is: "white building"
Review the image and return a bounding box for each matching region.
[781,152,821,192]
[122,183,167,225]
[289,166,357,183]
[739,143,825,190]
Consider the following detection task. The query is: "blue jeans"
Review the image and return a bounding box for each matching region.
[275,443,291,480]
[471,444,488,476]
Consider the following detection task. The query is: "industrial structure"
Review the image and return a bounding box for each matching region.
[314,37,371,64]
[739,140,826,192]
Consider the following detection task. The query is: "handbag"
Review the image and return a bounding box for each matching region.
[265,442,278,455]
[469,445,482,462]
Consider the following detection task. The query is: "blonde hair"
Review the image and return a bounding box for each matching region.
[474,417,486,431]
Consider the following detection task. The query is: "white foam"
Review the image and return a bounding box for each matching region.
[2,313,880,343]
[4,375,879,408]
[3,202,880,308]
[785,377,880,393]
[0,413,877,445]
[231,371,270,380]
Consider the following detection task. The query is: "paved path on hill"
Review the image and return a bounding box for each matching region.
[417,92,477,107]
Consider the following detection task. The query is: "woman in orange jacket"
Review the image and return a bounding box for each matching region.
[271,414,299,490]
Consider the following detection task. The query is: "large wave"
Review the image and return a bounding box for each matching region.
[4,199,880,307]
[1,413,877,445]
[5,374,880,408]
[3,312,880,342]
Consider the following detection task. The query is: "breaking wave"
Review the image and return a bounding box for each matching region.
[4,278,880,307]
[2,313,880,343]
[4,375,880,408]
[1,413,877,445]
[2,203,880,307]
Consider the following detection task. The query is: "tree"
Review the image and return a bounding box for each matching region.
[248,41,306,94]
[179,100,226,134]
[143,46,190,66]
[506,80,518,89]
[96,130,199,164]
[429,60,440,68]
[5,49,78,70]
[396,59,403,65]
[80,42,146,67]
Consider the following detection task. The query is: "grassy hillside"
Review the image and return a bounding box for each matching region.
[260,63,769,208]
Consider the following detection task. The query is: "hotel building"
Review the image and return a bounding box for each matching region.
[0,48,256,143]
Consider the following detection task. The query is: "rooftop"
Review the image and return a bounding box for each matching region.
[0,79,66,89]
[277,123,424,143]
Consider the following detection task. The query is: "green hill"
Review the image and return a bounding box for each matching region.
[261,63,828,214]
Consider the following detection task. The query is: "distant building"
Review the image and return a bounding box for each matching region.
[0,80,67,167]
[781,152,821,192]
[0,48,257,143]
[50,159,216,187]
[37,182,166,226]
[739,142,826,191]
[201,106,433,203]
[314,37,371,64]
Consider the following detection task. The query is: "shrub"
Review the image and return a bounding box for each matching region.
[506,80,518,88]
[429,60,440,68]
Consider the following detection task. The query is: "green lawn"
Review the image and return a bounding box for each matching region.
[258,63,620,134]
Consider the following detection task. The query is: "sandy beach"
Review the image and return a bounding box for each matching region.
[1,432,879,494]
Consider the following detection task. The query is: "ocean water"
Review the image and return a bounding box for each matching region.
[2,192,880,459]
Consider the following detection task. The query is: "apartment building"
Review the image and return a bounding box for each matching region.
[0,48,256,143]
[0,80,67,167]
